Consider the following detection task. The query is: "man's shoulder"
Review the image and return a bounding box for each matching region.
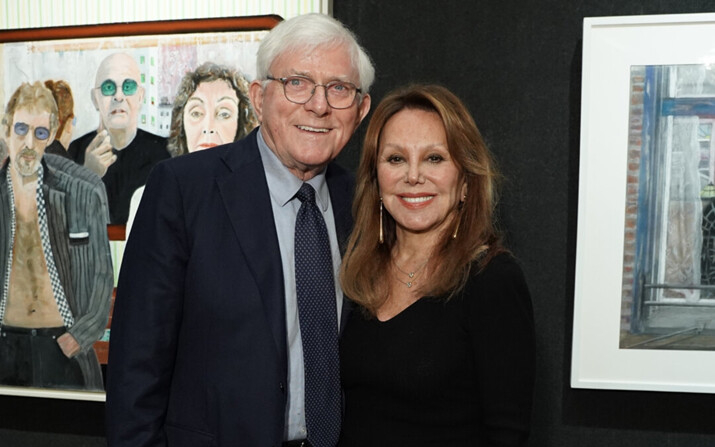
[69,131,98,147]
[167,130,260,173]
[44,154,105,193]
[136,128,166,141]
[45,140,71,158]
[326,160,353,181]
[325,160,355,194]
[135,129,168,147]
[44,155,109,222]
[133,129,170,160]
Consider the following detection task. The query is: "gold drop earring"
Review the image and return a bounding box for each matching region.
[379,197,384,244]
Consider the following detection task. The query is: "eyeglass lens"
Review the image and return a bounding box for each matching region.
[280,76,357,109]
[14,122,50,140]
[100,79,139,97]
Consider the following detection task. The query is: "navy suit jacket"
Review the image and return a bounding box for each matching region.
[105,129,354,447]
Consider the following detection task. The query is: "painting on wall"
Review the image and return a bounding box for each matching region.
[572,12,715,394]
[0,15,279,401]
[620,63,715,351]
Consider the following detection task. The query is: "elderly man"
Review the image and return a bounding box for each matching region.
[68,52,169,225]
[0,82,113,391]
[106,13,373,447]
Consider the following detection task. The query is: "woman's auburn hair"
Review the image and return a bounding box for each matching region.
[44,80,74,139]
[339,83,504,315]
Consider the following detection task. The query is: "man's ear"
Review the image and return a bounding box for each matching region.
[90,88,99,110]
[48,126,58,144]
[357,93,371,124]
[249,80,265,123]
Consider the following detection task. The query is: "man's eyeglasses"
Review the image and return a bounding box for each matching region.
[14,122,50,141]
[267,75,361,109]
[98,79,139,97]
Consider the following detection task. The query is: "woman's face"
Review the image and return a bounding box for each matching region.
[377,108,465,239]
[183,79,239,152]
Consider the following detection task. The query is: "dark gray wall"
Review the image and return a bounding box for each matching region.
[334,1,715,446]
[3,1,715,445]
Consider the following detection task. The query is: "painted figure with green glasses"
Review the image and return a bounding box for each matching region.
[68,52,170,225]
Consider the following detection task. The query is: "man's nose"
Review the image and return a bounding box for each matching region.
[23,131,36,148]
[304,85,330,116]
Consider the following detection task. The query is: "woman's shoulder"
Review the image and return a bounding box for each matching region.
[459,251,531,305]
[470,251,526,284]
[457,251,533,323]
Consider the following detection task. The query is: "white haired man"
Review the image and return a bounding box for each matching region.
[106,13,374,447]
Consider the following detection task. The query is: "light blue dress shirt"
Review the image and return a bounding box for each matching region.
[256,129,344,441]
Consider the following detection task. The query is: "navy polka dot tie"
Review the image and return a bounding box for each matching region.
[294,183,341,447]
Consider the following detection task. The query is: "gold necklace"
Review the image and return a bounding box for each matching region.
[394,276,418,288]
[392,257,430,288]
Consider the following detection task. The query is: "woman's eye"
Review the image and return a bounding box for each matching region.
[386,155,404,163]
[189,109,204,119]
[428,154,445,163]
[216,109,235,120]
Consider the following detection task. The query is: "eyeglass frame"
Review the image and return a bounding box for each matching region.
[13,122,51,141]
[95,78,140,97]
[266,75,362,110]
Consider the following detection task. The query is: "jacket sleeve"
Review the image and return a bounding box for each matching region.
[65,183,113,351]
[105,161,189,447]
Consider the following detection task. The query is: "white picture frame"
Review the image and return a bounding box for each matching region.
[572,12,715,394]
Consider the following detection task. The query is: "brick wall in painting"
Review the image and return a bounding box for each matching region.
[621,65,646,331]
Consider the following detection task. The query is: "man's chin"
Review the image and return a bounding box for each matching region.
[103,116,132,130]
[15,162,40,178]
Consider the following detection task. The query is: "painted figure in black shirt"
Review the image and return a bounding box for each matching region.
[68,53,169,224]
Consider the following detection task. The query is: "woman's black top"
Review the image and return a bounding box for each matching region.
[339,253,535,446]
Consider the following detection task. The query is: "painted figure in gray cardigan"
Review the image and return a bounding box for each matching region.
[0,82,113,391]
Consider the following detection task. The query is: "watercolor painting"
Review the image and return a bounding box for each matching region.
[620,64,715,351]
[0,16,278,400]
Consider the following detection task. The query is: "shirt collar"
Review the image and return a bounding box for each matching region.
[256,127,330,211]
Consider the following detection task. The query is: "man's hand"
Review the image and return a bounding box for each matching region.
[84,129,116,177]
[57,332,81,358]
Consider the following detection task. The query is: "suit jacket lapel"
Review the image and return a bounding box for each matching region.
[325,163,356,333]
[215,134,356,355]
[216,132,287,364]
[326,164,354,254]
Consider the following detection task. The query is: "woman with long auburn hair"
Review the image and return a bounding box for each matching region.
[339,84,535,446]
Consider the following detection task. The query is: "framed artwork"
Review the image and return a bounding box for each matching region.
[572,12,715,394]
[0,15,279,401]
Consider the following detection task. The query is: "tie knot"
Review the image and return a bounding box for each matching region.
[296,183,316,204]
